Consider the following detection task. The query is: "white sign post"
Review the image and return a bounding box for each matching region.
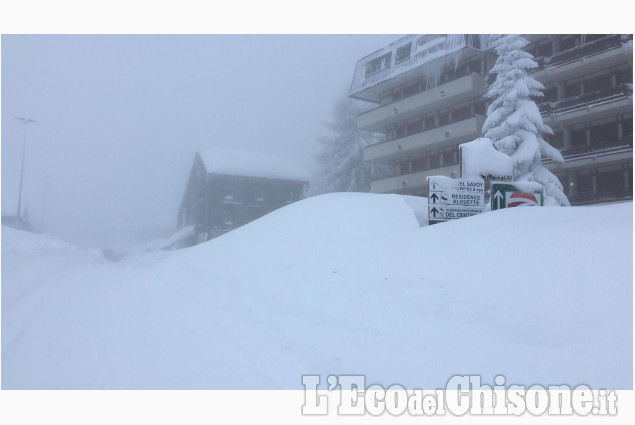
[427,176,486,224]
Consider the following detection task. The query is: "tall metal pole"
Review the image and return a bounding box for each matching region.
[15,117,36,230]
[41,175,49,233]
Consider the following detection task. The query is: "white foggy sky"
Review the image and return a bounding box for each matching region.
[2,34,401,247]
[1,1,628,249]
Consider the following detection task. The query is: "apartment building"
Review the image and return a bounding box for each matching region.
[349,34,633,205]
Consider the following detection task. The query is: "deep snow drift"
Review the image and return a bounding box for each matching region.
[1,193,632,389]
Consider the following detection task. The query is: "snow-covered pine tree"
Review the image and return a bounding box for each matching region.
[482,34,570,206]
[309,94,390,195]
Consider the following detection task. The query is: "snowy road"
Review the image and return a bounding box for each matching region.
[2,194,632,389]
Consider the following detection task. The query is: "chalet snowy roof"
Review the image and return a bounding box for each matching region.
[198,149,310,182]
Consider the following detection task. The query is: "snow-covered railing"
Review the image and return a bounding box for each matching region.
[538,83,632,116]
[533,34,629,71]
[542,137,633,164]
[568,189,633,205]
[350,34,488,97]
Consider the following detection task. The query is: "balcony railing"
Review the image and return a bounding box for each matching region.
[532,34,630,71]
[568,189,633,206]
[542,136,633,164]
[538,83,633,115]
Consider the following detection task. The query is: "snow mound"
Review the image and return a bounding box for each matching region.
[1,196,632,390]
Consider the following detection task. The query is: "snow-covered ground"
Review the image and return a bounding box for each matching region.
[1,193,632,389]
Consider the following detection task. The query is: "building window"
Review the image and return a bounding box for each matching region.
[452,104,471,122]
[543,85,558,103]
[616,66,633,84]
[557,174,570,194]
[590,120,619,147]
[473,100,487,116]
[412,156,427,172]
[365,52,392,77]
[395,42,412,63]
[396,123,407,138]
[537,40,553,57]
[596,168,625,195]
[549,129,565,148]
[585,34,609,43]
[571,125,587,147]
[223,212,233,226]
[565,79,581,98]
[622,116,633,138]
[584,72,612,93]
[577,173,593,193]
[438,110,450,126]
[443,149,457,166]
[403,81,419,97]
[406,118,423,135]
[429,152,441,170]
[559,35,581,52]
[424,115,436,130]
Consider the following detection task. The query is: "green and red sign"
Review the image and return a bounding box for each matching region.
[491,182,543,210]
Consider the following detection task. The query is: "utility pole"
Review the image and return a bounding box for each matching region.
[15,117,36,230]
[41,175,49,233]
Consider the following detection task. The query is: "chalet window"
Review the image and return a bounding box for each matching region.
[223,212,233,226]
[395,42,412,63]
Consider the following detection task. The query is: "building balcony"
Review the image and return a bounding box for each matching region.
[568,189,632,206]
[531,35,632,81]
[539,83,633,125]
[357,73,486,132]
[370,164,460,194]
[544,136,633,172]
[364,115,485,163]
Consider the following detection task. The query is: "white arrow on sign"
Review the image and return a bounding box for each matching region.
[493,190,503,209]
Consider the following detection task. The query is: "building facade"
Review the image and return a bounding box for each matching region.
[177,150,309,247]
[349,34,633,205]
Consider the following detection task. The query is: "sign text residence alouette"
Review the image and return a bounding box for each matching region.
[427,176,485,224]
[491,182,544,210]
